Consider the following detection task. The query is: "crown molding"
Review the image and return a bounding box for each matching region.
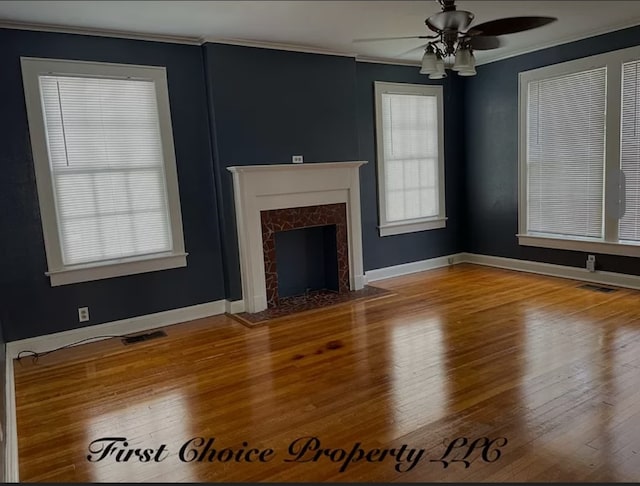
[3,17,639,67]
[202,36,357,58]
[0,20,201,45]
[476,19,640,66]
[355,56,421,67]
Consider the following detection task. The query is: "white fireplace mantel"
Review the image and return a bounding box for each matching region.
[228,161,367,313]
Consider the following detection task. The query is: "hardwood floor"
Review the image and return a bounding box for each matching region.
[13,264,640,482]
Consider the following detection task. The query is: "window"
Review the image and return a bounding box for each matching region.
[620,59,640,242]
[21,57,187,286]
[374,82,446,237]
[518,46,640,257]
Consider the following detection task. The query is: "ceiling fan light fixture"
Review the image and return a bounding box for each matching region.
[456,51,476,76]
[457,66,477,76]
[428,55,447,79]
[420,46,438,74]
[452,46,472,71]
[428,71,447,80]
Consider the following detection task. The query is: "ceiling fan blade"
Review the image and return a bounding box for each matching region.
[397,43,429,58]
[352,35,437,43]
[468,35,502,51]
[466,16,557,37]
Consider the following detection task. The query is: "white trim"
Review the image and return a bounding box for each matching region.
[0,20,201,45]
[476,20,640,66]
[365,253,463,282]
[203,37,356,58]
[461,253,640,291]
[355,57,421,68]
[517,234,640,258]
[364,252,640,292]
[379,217,447,237]
[6,300,225,359]
[48,253,188,286]
[374,82,446,236]
[20,57,187,287]
[224,300,245,314]
[4,352,18,483]
[517,44,640,81]
[227,161,363,173]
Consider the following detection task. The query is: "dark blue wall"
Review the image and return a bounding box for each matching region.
[465,25,640,275]
[0,28,226,341]
[203,44,361,300]
[203,45,465,300]
[8,23,637,343]
[356,62,465,270]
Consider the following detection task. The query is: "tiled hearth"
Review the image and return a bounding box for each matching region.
[261,203,349,307]
[231,285,393,326]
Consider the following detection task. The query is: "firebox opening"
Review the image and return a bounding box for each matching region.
[274,224,339,298]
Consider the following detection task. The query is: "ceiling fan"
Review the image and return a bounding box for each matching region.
[358,0,557,78]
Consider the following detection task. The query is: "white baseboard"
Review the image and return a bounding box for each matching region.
[6,300,227,359]
[364,253,464,283]
[461,252,640,290]
[224,299,245,314]
[364,251,640,291]
[5,350,18,483]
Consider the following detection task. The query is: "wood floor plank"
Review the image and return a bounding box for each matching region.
[13,264,640,482]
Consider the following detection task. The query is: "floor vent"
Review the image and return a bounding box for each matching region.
[122,330,167,345]
[579,283,618,293]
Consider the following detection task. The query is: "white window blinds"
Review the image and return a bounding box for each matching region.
[39,75,172,266]
[526,68,607,239]
[380,92,439,222]
[620,60,640,242]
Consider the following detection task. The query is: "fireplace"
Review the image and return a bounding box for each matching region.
[262,203,348,307]
[274,224,340,299]
[228,161,366,313]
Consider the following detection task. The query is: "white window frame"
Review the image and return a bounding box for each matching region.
[518,45,640,258]
[374,81,447,237]
[21,57,187,286]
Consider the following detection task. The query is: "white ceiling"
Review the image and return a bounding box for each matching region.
[1,1,640,65]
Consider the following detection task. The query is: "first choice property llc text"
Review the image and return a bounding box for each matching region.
[87,436,508,473]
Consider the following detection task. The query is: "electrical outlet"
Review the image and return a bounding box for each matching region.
[78,306,90,322]
[292,155,303,164]
[586,254,596,273]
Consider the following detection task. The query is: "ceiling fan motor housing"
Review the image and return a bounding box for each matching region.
[426,11,475,34]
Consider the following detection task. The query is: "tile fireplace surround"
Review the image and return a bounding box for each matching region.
[261,203,349,308]
[228,161,366,314]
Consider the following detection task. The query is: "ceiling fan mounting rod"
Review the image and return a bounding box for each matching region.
[442,30,458,56]
[438,0,457,12]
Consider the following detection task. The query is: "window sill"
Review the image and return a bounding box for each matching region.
[379,217,447,237]
[46,252,188,286]
[518,234,640,258]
